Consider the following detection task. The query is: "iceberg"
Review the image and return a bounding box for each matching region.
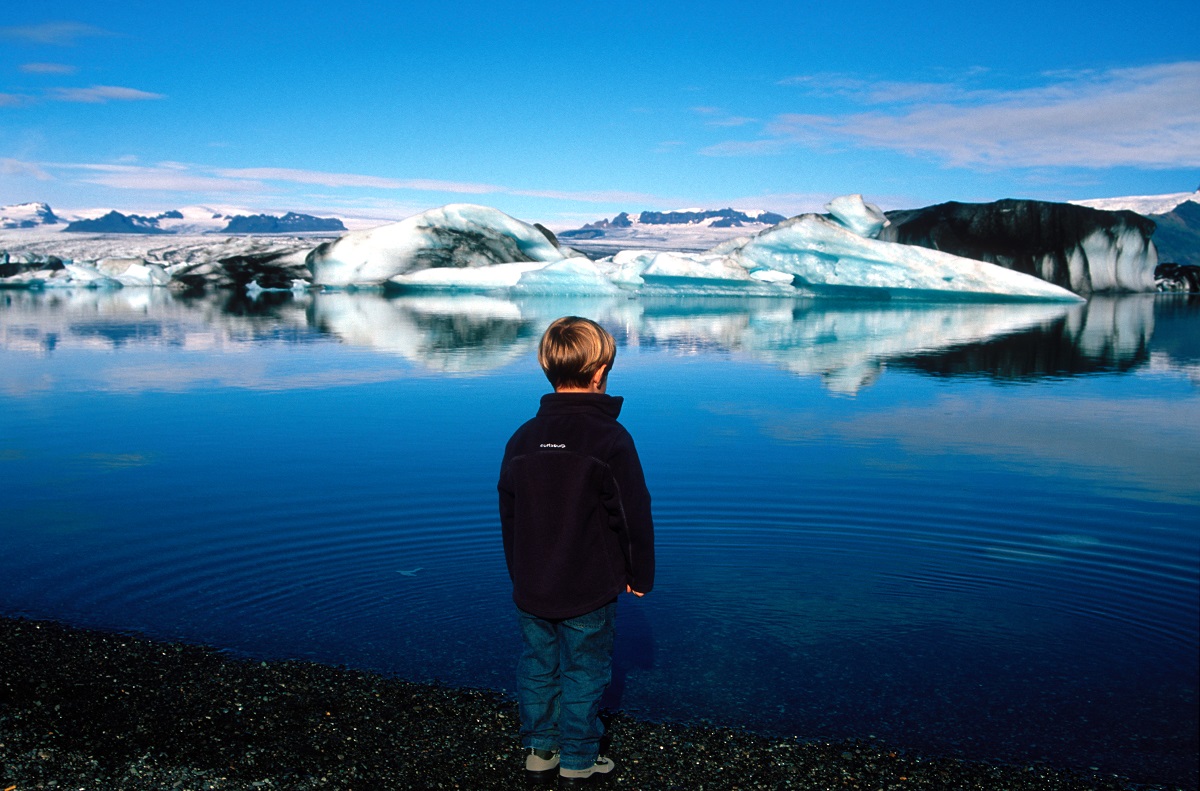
[308,204,566,287]
[1,197,1085,301]
[880,199,1157,294]
[723,210,1082,301]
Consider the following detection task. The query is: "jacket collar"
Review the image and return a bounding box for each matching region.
[537,392,624,419]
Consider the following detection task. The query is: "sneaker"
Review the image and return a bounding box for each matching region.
[558,756,616,786]
[525,748,559,786]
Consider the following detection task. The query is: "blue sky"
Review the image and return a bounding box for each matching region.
[1,0,1198,227]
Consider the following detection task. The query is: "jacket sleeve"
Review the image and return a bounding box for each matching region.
[606,431,655,593]
[498,456,516,581]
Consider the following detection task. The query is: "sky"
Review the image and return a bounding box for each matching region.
[1,0,1199,228]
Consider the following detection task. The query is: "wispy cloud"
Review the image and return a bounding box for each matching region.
[707,116,756,128]
[776,74,974,105]
[692,106,757,128]
[0,93,32,107]
[1,158,53,180]
[50,85,165,103]
[22,159,679,209]
[20,62,77,74]
[710,62,1200,170]
[215,167,501,193]
[0,22,114,46]
[50,162,263,192]
[511,187,667,204]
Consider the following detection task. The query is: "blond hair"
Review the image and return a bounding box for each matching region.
[538,316,617,390]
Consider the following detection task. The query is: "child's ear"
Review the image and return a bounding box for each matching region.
[590,365,608,391]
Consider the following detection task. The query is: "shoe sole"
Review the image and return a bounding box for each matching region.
[525,767,558,786]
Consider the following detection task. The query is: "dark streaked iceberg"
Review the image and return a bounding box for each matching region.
[879,199,1157,294]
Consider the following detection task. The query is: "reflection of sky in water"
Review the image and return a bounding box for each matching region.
[1,290,1197,785]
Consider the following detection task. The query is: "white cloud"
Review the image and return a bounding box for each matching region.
[27,160,684,212]
[215,167,502,194]
[776,74,972,105]
[713,62,1200,170]
[510,187,669,204]
[706,116,756,128]
[20,62,77,74]
[50,85,165,103]
[692,106,757,128]
[0,93,31,107]
[0,22,113,46]
[51,162,263,193]
[1,158,53,180]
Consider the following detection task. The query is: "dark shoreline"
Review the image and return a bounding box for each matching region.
[0,617,1185,791]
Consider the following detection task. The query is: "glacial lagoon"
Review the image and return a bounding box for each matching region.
[1,288,1197,785]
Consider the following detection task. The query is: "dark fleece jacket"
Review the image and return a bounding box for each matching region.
[499,392,655,620]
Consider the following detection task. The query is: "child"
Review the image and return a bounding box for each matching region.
[499,316,655,786]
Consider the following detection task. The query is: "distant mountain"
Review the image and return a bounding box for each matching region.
[565,207,786,237]
[1148,200,1200,267]
[64,210,173,234]
[221,212,345,234]
[559,207,788,252]
[52,208,346,235]
[0,202,60,229]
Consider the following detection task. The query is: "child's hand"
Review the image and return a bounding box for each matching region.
[625,585,645,597]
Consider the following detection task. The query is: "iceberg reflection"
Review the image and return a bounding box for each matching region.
[0,289,1190,392]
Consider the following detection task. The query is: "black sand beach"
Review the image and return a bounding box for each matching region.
[0,617,1185,790]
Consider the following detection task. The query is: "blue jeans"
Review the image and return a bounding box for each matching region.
[516,602,616,771]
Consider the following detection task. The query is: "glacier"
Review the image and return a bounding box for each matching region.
[2,197,1092,301]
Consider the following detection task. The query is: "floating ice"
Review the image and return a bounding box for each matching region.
[0,198,1092,301]
[96,258,172,286]
[879,200,1159,295]
[309,204,565,287]
[724,213,1083,301]
[511,258,622,295]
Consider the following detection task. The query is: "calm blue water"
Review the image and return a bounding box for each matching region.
[1,289,1197,785]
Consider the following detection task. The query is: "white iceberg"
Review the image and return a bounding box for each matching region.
[723,212,1083,302]
[96,258,172,286]
[308,198,1082,301]
[309,204,565,287]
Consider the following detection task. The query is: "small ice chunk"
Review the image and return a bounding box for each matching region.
[749,268,795,283]
[514,258,622,295]
[97,258,171,286]
[388,260,548,290]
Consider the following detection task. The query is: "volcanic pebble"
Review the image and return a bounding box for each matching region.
[0,618,1181,791]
